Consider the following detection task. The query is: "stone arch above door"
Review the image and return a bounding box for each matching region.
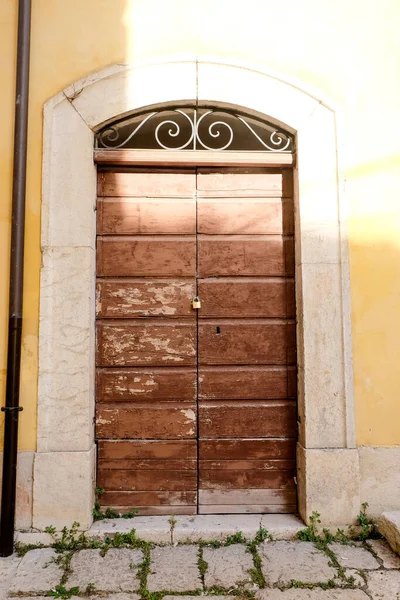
[34,58,359,530]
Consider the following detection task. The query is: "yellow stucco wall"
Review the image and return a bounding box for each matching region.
[1,0,399,450]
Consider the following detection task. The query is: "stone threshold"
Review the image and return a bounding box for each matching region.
[16,514,304,546]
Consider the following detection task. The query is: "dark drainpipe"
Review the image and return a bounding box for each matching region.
[0,0,32,557]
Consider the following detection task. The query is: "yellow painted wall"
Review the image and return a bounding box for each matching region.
[1,0,399,450]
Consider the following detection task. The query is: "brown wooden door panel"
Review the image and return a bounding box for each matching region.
[96,321,196,367]
[198,320,296,365]
[98,170,196,197]
[96,368,197,402]
[96,404,197,439]
[97,199,196,235]
[98,440,197,460]
[197,278,295,318]
[199,469,296,490]
[197,199,294,234]
[199,366,296,400]
[199,439,296,460]
[98,469,197,491]
[199,401,297,438]
[100,490,197,506]
[97,237,196,277]
[198,236,294,277]
[96,279,196,319]
[196,168,293,197]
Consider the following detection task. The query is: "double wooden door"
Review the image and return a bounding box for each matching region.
[95,166,297,515]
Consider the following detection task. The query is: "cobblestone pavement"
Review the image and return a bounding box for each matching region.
[1,538,400,600]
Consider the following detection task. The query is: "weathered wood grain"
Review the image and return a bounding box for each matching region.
[100,490,197,506]
[199,400,297,437]
[197,278,295,318]
[96,368,197,401]
[199,439,296,460]
[196,168,293,197]
[199,469,295,490]
[96,403,197,439]
[197,198,294,234]
[98,468,197,491]
[199,504,296,514]
[198,366,296,399]
[96,320,196,367]
[98,440,197,460]
[199,488,297,505]
[96,279,196,318]
[98,170,196,197]
[198,319,296,365]
[198,235,294,277]
[97,237,196,277]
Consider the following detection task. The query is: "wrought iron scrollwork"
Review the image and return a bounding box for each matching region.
[97,107,293,152]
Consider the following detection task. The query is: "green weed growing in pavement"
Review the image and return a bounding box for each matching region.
[46,585,80,599]
[297,511,321,542]
[352,502,382,541]
[225,531,246,546]
[92,488,138,520]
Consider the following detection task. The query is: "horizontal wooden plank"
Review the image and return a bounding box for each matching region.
[118,506,197,515]
[197,199,294,235]
[199,504,297,514]
[99,458,197,470]
[196,168,293,197]
[197,278,295,318]
[96,279,196,318]
[96,321,196,367]
[199,488,297,505]
[97,236,196,277]
[198,320,296,365]
[98,469,197,491]
[96,403,197,439]
[98,170,196,197]
[199,400,297,438]
[199,438,296,460]
[96,368,197,401]
[199,469,296,490]
[97,198,196,235]
[198,235,294,277]
[98,440,197,460]
[199,366,296,400]
[199,460,295,471]
[100,490,197,506]
[94,150,294,168]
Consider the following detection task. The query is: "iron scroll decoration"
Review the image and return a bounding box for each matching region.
[96,106,294,152]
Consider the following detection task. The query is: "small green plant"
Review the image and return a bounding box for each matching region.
[355,502,381,540]
[225,531,245,546]
[297,511,321,542]
[46,585,80,599]
[84,583,96,595]
[93,488,138,521]
[254,526,272,544]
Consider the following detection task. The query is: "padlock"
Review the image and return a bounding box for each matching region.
[192,296,201,309]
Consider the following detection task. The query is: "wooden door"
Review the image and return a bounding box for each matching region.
[196,168,297,513]
[95,166,297,515]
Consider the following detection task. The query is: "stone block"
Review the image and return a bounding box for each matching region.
[203,545,253,588]
[9,548,62,593]
[33,448,95,530]
[147,546,201,592]
[297,445,360,526]
[378,511,400,555]
[15,531,54,546]
[256,589,369,599]
[329,543,379,569]
[0,555,21,600]
[88,516,171,544]
[259,541,337,586]
[0,451,34,530]
[260,515,304,540]
[172,514,262,543]
[367,539,400,568]
[67,549,142,592]
[38,246,95,453]
[359,448,400,518]
[366,570,400,599]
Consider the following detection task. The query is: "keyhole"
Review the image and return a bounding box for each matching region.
[216,326,221,334]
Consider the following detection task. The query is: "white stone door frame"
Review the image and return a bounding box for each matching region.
[34,57,359,530]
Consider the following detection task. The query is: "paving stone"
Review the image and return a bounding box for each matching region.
[260,514,304,540]
[0,555,22,600]
[259,541,337,585]
[203,544,253,588]
[329,542,380,569]
[147,546,201,592]
[366,570,400,599]
[88,516,171,544]
[345,569,367,587]
[256,590,369,598]
[14,531,54,546]
[172,514,262,543]
[367,539,400,568]
[67,548,142,592]
[164,598,231,600]
[9,548,62,593]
